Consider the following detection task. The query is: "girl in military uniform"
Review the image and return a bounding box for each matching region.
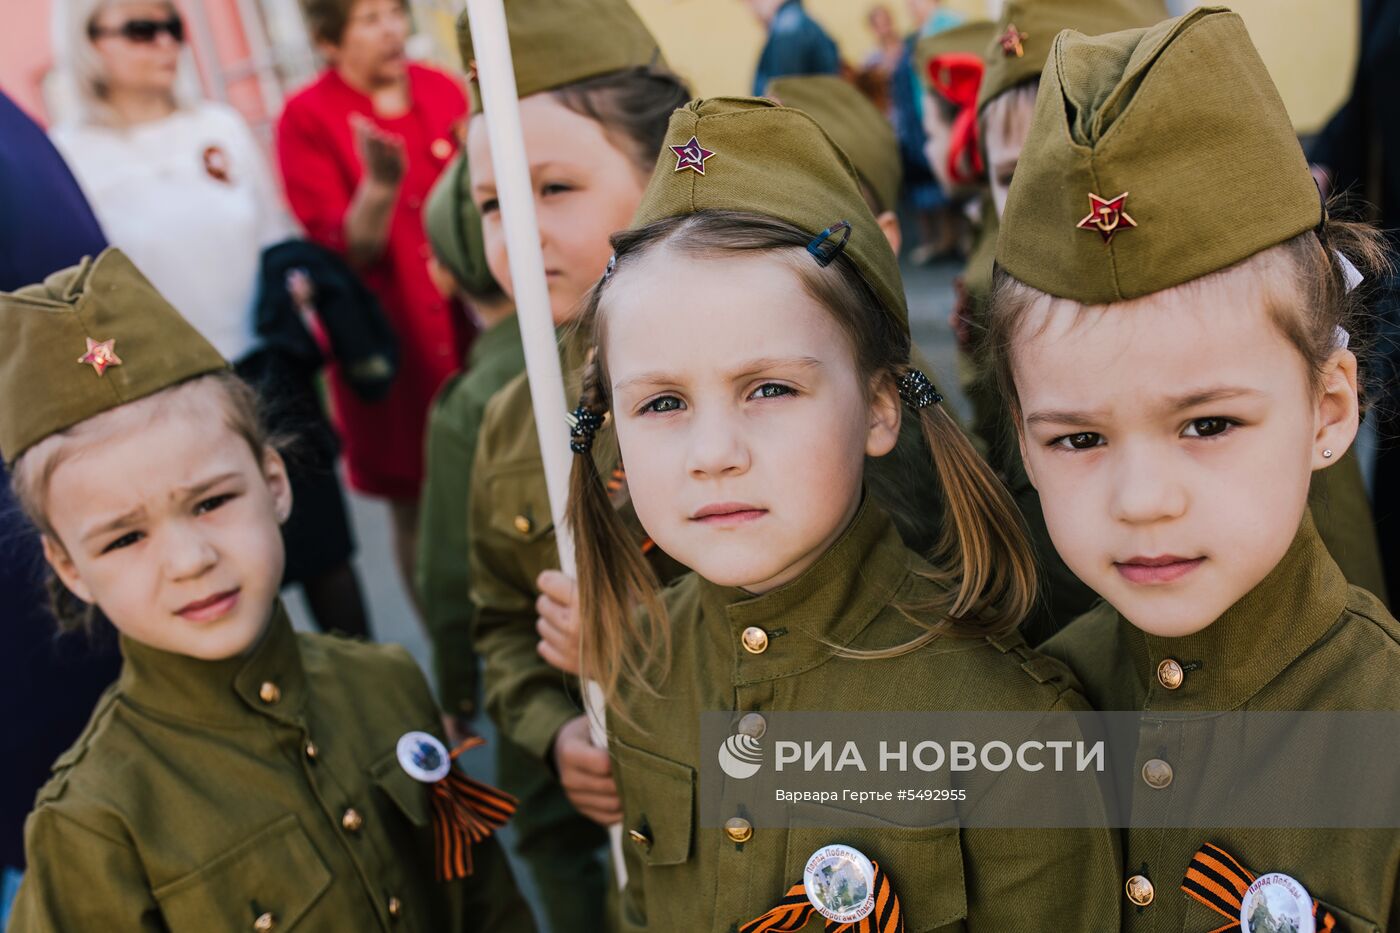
[443,2,692,929]
[2,250,531,932]
[988,9,1400,928]
[560,96,1119,933]
[977,0,1386,610]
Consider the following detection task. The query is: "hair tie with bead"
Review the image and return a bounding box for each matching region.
[566,404,606,454]
[897,369,943,409]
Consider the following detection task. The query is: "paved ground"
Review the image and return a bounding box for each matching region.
[282,255,968,929]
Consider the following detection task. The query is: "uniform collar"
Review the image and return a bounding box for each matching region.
[118,602,308,728]
[697,496,910,683]
[1123,511,1349,711]
[468,313,521,369]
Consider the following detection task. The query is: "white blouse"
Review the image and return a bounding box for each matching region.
[51,102,298,362]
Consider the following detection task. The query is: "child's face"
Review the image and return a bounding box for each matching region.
[40,385,292,660]
[605,248,901,594]
[982,87,1036,218]
[1011,274,1358,636]
[469,93,649,325]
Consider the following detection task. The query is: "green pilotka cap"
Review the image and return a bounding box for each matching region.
[763,75,903,215]
[976,0,1167,112]
[424,153,500,298]
[996,7,1322,304]
[0,248,228,464]
[915,20,998,89]
[632,97,908,333]
[456,0,665,112]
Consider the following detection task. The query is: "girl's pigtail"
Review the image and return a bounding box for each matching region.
[565,351,669,720]
[908,372,1038,638]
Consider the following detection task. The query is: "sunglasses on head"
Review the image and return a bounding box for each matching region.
[89,14,185,44]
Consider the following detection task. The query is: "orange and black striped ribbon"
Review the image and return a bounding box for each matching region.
[739,861,904,933]
[429,736,518,881]
[1181,842,1336,933]
[607,467,657,554]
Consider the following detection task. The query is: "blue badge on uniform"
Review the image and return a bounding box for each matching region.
[396,731,452,783]
[803,843,877,924]
[1240,873,1314,933]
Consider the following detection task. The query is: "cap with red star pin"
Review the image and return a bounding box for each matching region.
[0,248,228,465]
[77,337,122,376]
[671,136,715,175]
[1077,192,1137,243]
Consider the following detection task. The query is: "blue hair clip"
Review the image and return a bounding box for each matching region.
[807,221,852,268]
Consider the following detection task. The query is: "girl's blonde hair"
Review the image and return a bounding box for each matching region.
[566,211,1039,714]
[48,0,199,127]
[985,210,1393,420]
[10,371,271,633]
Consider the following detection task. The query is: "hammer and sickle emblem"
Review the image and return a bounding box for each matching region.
[1077,192,1137,243]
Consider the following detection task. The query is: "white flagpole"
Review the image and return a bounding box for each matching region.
[462,0,627,889]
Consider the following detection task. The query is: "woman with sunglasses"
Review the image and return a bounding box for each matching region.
[47,0,374,641]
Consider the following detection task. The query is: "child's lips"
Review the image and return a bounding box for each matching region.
[690,502,767,526]
[175,588,241,622]
[1114,556,1205,585]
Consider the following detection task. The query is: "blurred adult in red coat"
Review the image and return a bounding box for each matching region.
[277,0,468,596]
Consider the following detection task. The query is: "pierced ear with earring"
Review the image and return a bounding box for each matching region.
[1323,449,1334,459]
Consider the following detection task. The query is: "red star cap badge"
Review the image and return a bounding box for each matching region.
[1076,192,1137,243]
[77,337,122,376]
[671,136,715,175]
[999,24,1028,58]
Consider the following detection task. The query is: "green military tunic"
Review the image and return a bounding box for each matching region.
[608,500,1119,932]
[1042,514,1400,930]
[418,314,527,720]
[7,604,532,932]
[422,320,615,932]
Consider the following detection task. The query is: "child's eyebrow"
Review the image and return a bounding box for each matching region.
[1161,386,1263,410]
[1023,408,1105,428]
[613,357,822,393]
[1024,387,1263,428]
[82,507,146,542]
[172,472,243,500]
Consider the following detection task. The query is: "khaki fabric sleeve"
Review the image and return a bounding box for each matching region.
[417,393,484,718]
[9,808,163,932]
[466,428,581,763]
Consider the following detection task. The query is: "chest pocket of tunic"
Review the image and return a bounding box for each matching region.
[152,813,332,932]
[783,807,966,933]
[611,738,695,927]
[484,467,555,546]
[1183,886,1381,933]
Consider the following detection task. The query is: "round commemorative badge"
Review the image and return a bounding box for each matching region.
[804,844,877,925]
[396,731,452,784]
[1239,872,1315,933]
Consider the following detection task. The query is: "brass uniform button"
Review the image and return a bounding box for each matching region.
[513,514,532,534]
[1125,874,1155,907]
[258,681,281,704]
[1141,758,1174,789]
[741,626,769,654]
[724,817,753,844]
[253,913,276,932]
[628,828,651,848]
[1157,658,1185,690]
[387,896,403,919]
[737,712,767,739]
[304,741,318,761]
[341,808,363,832]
